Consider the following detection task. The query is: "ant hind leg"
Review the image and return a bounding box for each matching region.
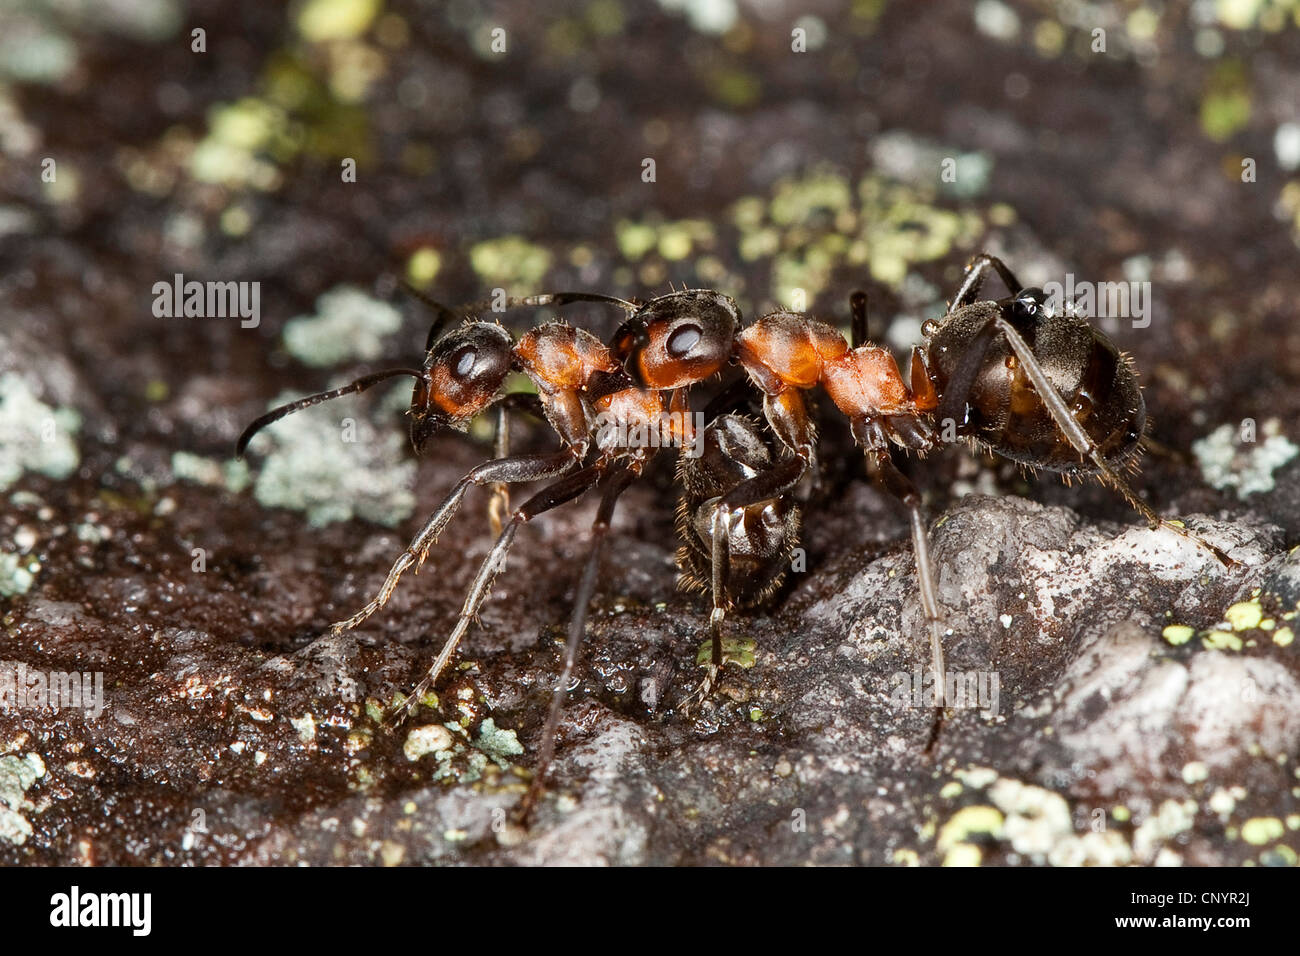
[331,448,578,636]
[870,451,949,713]
[387,462,607,726]
[518,466,638,824]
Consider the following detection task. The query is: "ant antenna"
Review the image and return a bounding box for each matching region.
[236,367,425,458]
[397,280,464,350]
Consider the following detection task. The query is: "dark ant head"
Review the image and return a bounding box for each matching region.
[1007,286,1052,325]
[410,321,514,451]
[610,290,740,390]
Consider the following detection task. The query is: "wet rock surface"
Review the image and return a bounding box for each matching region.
[2,0,1299,865]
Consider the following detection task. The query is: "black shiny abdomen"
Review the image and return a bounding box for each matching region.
[675,415,801,609]
[926,302,1146,475]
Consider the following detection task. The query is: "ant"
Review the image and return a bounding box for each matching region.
[235,253,1233,821]
[607,253,1236,712]
[236,285,742,820]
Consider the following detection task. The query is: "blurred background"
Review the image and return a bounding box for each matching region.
[1,0,1299,865]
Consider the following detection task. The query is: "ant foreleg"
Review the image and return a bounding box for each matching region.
[869,451,949,712]
[331,449,579,636]
[992,317,1237,568]
[487,394,546,536]
[681,506,732,715]
[518,466,638,824]
[388,463,607,725]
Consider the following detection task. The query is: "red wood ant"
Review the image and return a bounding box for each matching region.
[235,253,1232,820]
[237,286,742,819]
[608,253,1234,710]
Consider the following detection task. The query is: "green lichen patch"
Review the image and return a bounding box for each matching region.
[282,285,403,368]
[0,753,46,846]
[937,805,1004,855]
[0,373,82,492]
[476,718,524,765]
[1240,816,1285,845]
[296,0,382,43]
[0,550,41,597]
[1201,59,1253,142]
[244,388,415,528]
[470,236,554,288]
[695,635,756,668]
[1193,419,1298,499]
[172,451,251,494]
[727,168,985,306]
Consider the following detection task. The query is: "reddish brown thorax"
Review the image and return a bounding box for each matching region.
[514,323,621,389]
[736,312,848,392]
[736,311,937,420]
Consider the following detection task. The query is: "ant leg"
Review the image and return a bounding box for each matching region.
[486,394,545,536]
[870,452,949,709]
[330,449,579,635]
[933,320,1000,429]
[673,390,813,711]
[681,504,733,714]
[390,463,608,724]
[518,466,638,823]
[992,317,1236,566]
[850,290,879,348]
[489,405,511,536]
[711,390,815,521]
[950,254,1024,311]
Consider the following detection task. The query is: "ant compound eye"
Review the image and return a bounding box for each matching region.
[453,346,477,379]
[666,323,703,358]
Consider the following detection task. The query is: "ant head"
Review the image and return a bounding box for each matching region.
[409,322,513,451]
[1007,287,1053,324]
[610,290,740,389]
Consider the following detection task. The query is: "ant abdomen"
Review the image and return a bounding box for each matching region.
[926,300,1146,475]
[675,414,801,610]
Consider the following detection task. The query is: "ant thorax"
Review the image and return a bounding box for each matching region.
[591,386,696,460]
